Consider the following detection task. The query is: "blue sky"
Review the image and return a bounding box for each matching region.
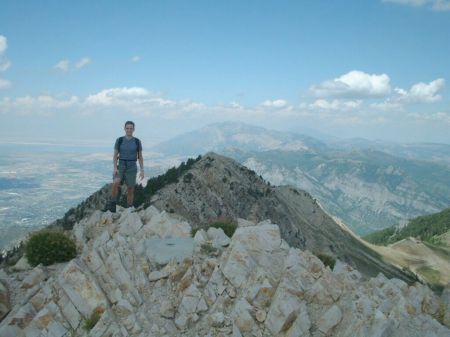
[1,0,450,145]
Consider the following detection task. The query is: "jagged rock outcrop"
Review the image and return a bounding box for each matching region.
[151,152,416,282]
[0,206,448,336]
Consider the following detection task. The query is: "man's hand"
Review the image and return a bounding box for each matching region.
[139,170,144,180]
[113,168,118,178]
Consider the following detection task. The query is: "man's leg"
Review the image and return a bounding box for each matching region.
[127,186,134,207]
[125,166,137,208]
[112,178,121,201]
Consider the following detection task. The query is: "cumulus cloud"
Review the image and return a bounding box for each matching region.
[75,57,91,69]
[370,100,403,111]
[131,56,141,63]
[408,111,450,123]
[0,95,79,115]
[261,99,288,108]
[54,57,91,72]
[0,36,7,54]
[395,78,445,103]
[0,35,11,88]
[0,35,11,71]
[366,78,445,112]
[309,99,362,111]
[85,87,173,107]
[309,70,391,98]
[0,78,11,89]
[383,0,450,11]
[54,59,70,72]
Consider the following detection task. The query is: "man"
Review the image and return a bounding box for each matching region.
[107,121,144,212]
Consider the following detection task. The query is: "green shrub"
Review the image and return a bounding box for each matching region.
[191,227,199,238]
[316,253,336,269]
[209,220,237,238]
[434,303,446,325]
[25,230,77,266]
[83,307,103,331]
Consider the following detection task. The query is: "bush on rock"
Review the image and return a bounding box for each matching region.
[25,230,77,266]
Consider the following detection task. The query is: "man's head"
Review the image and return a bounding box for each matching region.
[124,121,135,137]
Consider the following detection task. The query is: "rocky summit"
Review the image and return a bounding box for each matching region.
[0,205,449,337]
[151,152,415,282]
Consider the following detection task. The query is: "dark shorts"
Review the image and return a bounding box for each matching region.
[116,161,137,187]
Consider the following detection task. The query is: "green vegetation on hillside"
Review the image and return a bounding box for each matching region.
[131,155,202,208]
[364,208,450,245]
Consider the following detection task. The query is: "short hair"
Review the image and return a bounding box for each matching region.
[124,121,135,128]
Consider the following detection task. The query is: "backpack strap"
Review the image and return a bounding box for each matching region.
[134,138,141,159]
[117,136,124,153]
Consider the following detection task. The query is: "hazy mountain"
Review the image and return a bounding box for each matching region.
[231,148,450,234]
[152,121,327,156]
[152,122,450,234]
[332,138,450,166]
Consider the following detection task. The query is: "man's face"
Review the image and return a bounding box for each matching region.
[125,124,134,137]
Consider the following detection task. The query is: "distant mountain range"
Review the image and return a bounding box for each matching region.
[151,121,450,234]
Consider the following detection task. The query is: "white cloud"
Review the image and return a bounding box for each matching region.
[0,35,7,55]
[86,87,151,105]
[54,59,70,72]
[395,78,445,103]
[0,78,11,89]
[382,0,450,11]
[0,95,79,115]
[370,100,403,111]
[229,102,243,109]
[0,60,10,72]
[310,99,362,111]
[75,57,91,69]
[261,99,288,108]
[54,57,91,72]
[131,56,141,63]
[408,111,450,123]
[0,35,11,88]
[309,70,391,98]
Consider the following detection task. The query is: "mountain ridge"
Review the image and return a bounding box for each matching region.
[149,121,450,234]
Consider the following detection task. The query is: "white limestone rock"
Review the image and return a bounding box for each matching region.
[118,210,144,236]
[143,209,191,238]
[21,266,46,289]
[145,237,194,266]
[194,229,208,245]
[317,304,343,335]
[160,299,176,319]
[57,260,107,317]
[12,256,31,272]
[209,311,225,328]
[207,227,231,247]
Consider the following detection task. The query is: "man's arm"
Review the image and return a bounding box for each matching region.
[138,151,144,179]
[113,149,119,176]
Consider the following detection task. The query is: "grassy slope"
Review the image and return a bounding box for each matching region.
[364,207,450,246]
[363,208,450,290]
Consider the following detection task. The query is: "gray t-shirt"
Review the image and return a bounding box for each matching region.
[114,137,142,161]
